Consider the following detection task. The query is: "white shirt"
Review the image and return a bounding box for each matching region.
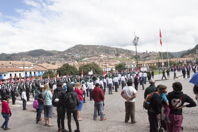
[88,82,94,90]
[107,78,113,84]
[22,91,27,101]
[113,77,119,83]
[122,86,137,102]
[121,76,125,81]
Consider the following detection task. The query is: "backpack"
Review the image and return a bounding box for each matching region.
[143,92,155,110]
[66,92,79,110]
[33,99,39,109]
[52,89,64,107]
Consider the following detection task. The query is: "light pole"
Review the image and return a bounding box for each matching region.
[133,35,139,70]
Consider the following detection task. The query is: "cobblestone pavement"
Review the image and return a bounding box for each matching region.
[1,72,198,132]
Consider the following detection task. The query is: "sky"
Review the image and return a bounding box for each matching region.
[0,0,198,53]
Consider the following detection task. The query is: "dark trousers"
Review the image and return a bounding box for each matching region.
[134,83,138,91]
[89,89,93,101]
[57,107,66,130]
[67,110,79,132]
[161,75,167,80]
[125,102,135,123]
[148,111,158,132]
[22,99,27,110]
[114,82,119,92]
[11,96,16,105]
[36,105,44,123]
[1,113,10,129]
[108,84,113,94]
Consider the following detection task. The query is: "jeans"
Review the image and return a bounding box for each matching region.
[93,101,104,120]
[36,105,44,122]
[1,113,10,129]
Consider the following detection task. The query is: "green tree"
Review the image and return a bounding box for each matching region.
[43,70,55,78]
[57,63,78,76]
[79,62,103,75]
[115,63,126,72]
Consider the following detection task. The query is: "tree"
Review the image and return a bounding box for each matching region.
[43,70,55,78]
[115,63,126,72]
[57,63,78,76]
[79,62,103,75]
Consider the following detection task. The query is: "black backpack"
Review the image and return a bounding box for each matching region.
[66,92,79,110]
[52,89,64,107]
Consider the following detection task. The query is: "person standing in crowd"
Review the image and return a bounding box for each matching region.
[103,77,107,94]
[161,69,167,80]
[147,85,166,132]
[52,81,67,132]
[186,66,191,78]
[173,68,177,80]
[75,83,84,121]
[21,89,27,110]
[134,74,139,91]
[81,81,87,103]
[144,80,156,99]
[43,84,53,127]
[167,82,196,132]
[166,68,170,78]
[11,85,17,105]
[107,77,113,95]
[121,80,137,124]
[151,71,155,79]
[113,76,119,92]
[1,96,12,130]
[65,84,80,132]
[87,80,94,101]
[182,67,186,78]
[36,86,44,124]
[121,75,126,89]
[92,83,106,121]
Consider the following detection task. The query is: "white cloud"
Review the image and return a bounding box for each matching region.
[0,0,198,53]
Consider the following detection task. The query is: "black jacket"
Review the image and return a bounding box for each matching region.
[168,91,196,115]
[149,93,162,115]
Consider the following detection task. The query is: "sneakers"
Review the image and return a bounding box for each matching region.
[131,121,136,124]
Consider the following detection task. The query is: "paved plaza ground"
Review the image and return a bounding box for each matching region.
[1,72,198,132]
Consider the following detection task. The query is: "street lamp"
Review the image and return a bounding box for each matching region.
[133,35,139,69]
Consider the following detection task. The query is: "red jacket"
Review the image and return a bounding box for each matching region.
[75,88,84,101]
[1,100,11,114]
[92,86,104,102]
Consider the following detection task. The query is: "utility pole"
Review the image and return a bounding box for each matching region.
[133,35,139,70]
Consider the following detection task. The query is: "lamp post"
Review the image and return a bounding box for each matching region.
[133,35,139,70]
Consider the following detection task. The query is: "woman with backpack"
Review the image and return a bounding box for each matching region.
[65,84,80,132]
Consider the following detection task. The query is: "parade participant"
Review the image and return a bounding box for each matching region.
[167,82,196,132]
[43,84,53,127]
[134,74,139,90]
[107,77,113,94]
[21,89,27,110]
[87,80,94,101]
[74,83,84,121]
[113,76,119,92]
[52,80,67,132]
[65,84,80,132]
[1,96,11,130]
[121,80,137,124]
[161,69,167,80]
[92,83,106,121]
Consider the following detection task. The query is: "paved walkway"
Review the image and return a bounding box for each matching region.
[1,72,198,132]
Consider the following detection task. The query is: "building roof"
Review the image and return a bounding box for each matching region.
[0,61,33,68]
[37,63,60,70]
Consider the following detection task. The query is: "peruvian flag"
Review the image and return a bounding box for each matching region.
[159,29,163,46]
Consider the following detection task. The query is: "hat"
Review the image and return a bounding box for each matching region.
[149,79,155,84]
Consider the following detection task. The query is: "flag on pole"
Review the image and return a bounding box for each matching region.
[159,29,163,46]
